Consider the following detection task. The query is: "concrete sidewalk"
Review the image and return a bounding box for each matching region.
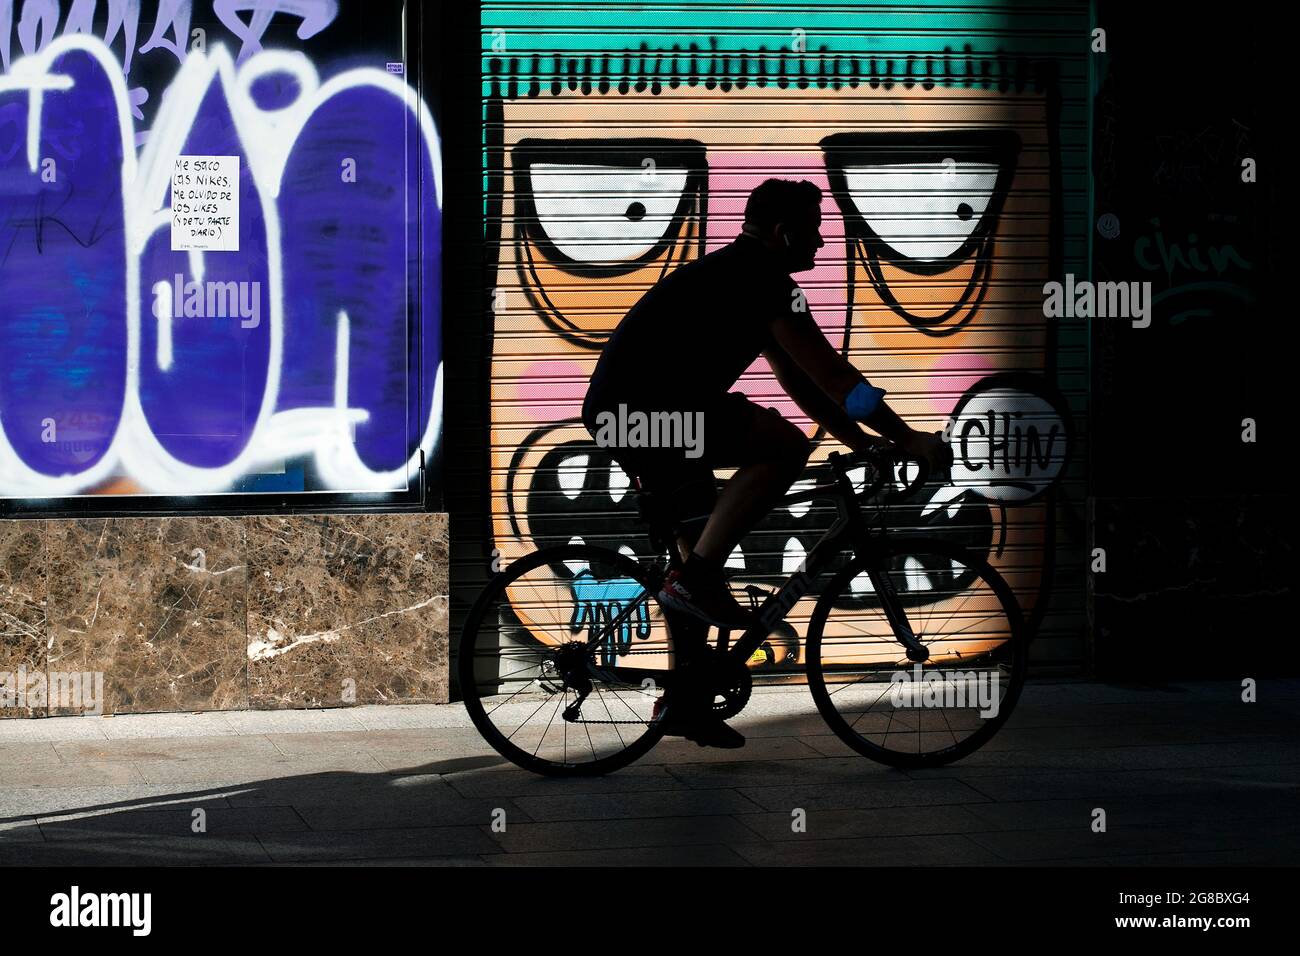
[2,679,1298,866]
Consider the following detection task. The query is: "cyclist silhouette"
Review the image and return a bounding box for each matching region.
[582,179,950,747]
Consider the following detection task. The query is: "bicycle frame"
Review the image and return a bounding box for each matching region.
[590,450,929,690]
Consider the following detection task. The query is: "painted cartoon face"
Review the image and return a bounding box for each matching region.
[487,59,1070,666]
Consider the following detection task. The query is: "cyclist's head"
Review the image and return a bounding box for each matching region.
[742,179,825,273]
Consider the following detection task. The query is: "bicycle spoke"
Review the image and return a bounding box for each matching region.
[485,671,552,719]
[461,544,673,774]
[847,678,898,733]
[504,692,560,744]
[591,685,628,750]
[809,542,1024,767]
[531,694,566,759]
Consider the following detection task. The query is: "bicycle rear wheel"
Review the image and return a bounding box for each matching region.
[806,537,1027,768]
[458,543,679,776]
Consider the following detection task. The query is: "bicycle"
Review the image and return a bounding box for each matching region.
[458,442,1027,776]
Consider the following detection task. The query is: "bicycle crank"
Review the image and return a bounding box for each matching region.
[707,655,752,719]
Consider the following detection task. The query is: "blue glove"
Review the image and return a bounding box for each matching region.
[844,380,887,421]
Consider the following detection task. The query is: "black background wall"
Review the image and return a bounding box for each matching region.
[439,0,496,664]
[1090,1,1292,678]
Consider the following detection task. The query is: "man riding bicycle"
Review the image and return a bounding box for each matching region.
[581,179,951,748]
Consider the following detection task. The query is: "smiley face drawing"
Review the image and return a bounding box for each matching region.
[484,48,1073,670]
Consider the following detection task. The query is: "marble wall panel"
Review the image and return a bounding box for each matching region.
[44,518,248,715]
[0,520,47,718]
[0,512,449,716]
[246,513,448,708]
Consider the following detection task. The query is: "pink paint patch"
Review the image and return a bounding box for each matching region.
[517,361,589,420]
[929,354,996,417]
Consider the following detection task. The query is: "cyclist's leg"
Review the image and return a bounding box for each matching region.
[582,394,721,651]
[690,395,811,565]
[578,395,747,747]
[627,467,720,663]
[613,419,746,745]
[651,395,808,631]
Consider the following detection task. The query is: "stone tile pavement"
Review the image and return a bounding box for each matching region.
[2,679,1297,866]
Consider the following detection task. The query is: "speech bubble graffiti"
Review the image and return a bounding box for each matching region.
[927,375,1070,517]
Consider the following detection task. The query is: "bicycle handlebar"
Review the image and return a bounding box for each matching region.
[779,442,936,508]
[836,443,931,504]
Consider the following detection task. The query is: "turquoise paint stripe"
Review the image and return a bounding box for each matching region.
[482,0,1087,55]
[481,34,1081,55]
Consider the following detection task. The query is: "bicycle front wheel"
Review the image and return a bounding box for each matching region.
[458,543,679,776]
[806,537,1028,769]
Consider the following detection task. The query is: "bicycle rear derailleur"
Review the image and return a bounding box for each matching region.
[537,641,595,721]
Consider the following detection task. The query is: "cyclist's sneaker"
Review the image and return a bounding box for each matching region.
[658,565,757,631]
[652,698,746,749]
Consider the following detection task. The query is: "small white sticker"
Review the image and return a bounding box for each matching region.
[171,155,239,251]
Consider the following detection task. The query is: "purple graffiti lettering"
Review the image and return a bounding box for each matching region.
[0,45,128,478]
[64,0,142,72]
[276,81,440,475]
[138,78,270,468]
[3,1,340,137]
[17,0,60,60]
[0,36,439,495]
[213,0,337,64]
[136,0,191,62]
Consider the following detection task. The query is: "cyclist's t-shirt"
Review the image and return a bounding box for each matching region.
[585,234,799,411]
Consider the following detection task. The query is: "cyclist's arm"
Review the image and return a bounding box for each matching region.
[767,309,914,445]
[763,346,879,454]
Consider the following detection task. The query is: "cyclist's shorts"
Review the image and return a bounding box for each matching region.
[581,390,787,538]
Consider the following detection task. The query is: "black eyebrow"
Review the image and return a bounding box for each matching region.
[820,130,1023,167]
[513,138,706,169]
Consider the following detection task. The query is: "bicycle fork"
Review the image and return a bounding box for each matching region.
[867,564,930,663]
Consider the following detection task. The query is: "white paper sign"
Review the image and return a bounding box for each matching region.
[171,155,239,251]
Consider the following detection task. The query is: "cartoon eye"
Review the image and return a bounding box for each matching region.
[513,139,705,282]
[528,163,690,265]
[822,131,1020,334]
[508,139,705,345]
[822,131,1020,275]
[838,161,1000,263]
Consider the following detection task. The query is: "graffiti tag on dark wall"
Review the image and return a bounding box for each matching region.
[2,1,343,140]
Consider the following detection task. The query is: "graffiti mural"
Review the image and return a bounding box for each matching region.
[2,0,346,145]
[484,18,1084,672]
[0,4,439,499]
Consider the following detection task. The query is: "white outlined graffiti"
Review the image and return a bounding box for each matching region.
[0,34,441,496]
